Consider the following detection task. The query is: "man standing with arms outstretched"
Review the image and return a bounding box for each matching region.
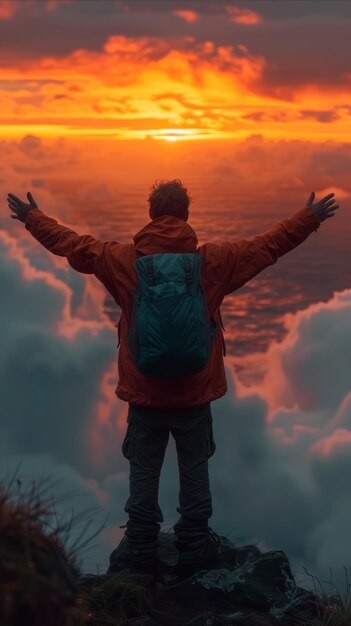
[7,182,340,580]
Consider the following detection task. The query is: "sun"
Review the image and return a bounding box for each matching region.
[152,129,206,141]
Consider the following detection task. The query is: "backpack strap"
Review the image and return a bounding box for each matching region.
[182,254,192,282]
[143,255,154,285]
[182,254,193,294]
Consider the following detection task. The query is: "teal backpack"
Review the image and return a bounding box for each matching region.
[125,251,220,378]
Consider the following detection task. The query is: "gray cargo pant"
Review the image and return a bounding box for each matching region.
[121,401,216,561]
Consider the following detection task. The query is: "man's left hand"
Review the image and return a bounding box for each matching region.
[7,191,39,223]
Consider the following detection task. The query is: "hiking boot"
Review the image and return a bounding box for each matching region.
[174,529,220,580]
[109,541,158,578]
[135,556,159,577]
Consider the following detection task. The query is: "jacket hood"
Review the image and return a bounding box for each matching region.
[133,215,198,255]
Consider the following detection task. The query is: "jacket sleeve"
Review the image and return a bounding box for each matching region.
[24,207,112,275]
[219,205,321,296]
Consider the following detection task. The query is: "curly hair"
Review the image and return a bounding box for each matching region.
[148,179,192,221]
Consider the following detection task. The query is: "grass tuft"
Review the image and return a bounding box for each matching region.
[289,565,351,626]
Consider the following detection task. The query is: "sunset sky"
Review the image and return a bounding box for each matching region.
[1,0,351,597]
[1,0,351,142]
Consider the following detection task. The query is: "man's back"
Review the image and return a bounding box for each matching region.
[17,179,328,408]
[77,207,320,407]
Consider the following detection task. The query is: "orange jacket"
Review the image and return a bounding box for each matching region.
[25,204,321,407]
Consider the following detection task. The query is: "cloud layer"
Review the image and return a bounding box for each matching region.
[2,131,351,380]
[0,207,351,598]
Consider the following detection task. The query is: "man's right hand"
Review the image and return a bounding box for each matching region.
[306,192,340,222]
[7,191,39,224]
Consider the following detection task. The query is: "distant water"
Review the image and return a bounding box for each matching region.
[73,182,351,388]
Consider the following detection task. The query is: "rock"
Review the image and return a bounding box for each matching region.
[183,612,228,625]
[127,617,160,626]
[78,573,110,591]
[82,530,326,626]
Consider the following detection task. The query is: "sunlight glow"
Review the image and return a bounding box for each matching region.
[151,128,217,142]
[0,31,349,143]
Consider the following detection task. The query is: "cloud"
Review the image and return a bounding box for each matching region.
[225,4,263,25]
[3,131,349,400]
[0,0,20,20]
[102,34,169,61]
[1,194,351,592]
[258,290,351,416]
[0,229,121,472]
[46,0,73,10]
[18,134,44,154]
[0,0,350,142]
[209,290,351,595]
[1,26,349,142]
[0,0,72,20]
[0,227,133,572]
[0,34,269,139]
[299,109,341,124]
[172,9,199,23]
[114,0,153,15]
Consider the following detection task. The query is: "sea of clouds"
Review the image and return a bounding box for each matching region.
[0,221,351,599]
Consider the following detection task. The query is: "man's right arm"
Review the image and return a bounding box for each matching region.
[219,204,321,296]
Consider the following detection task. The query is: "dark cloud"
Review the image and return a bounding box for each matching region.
[0,0,349,100]
[31,178,46,187]
[306,148,351,176]
[114,1,351,19]
[0,233,120,478]
[18,134,42,154]
[246,20,351,99]
[242,109,344,124]
[299,109,340,123]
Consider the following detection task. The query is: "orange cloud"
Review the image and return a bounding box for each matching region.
[46,0,73,10]
[0,35,267,140]
[0,0,68,19]
[226,5,263,25]
[0,0,20,20]
[308,428,351,459]
[172,9,199,23]
[0,34,348,142]
[115,0,152,14]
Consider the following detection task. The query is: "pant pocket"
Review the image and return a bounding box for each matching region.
[202,408,216,459]
[122,413,136,459]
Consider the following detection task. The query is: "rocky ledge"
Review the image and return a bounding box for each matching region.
[79,531,326,626]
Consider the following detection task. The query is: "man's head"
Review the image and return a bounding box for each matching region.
[148,179,192,221]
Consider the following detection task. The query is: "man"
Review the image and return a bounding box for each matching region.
[7,181,339,580]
